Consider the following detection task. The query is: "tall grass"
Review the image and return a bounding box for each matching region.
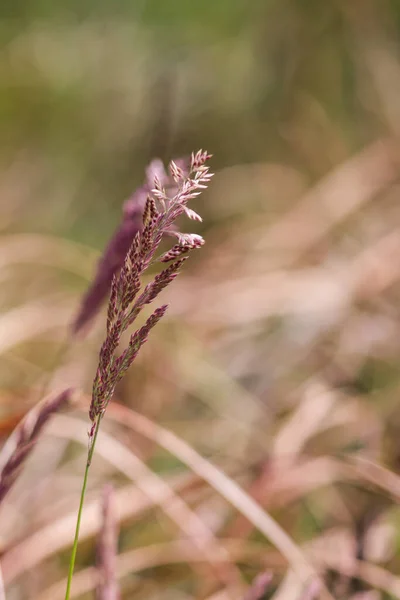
[1,2,400,599]
[64,152,213,599]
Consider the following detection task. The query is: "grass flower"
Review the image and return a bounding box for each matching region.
[72,157,190,335]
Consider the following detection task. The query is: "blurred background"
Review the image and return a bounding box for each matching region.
[1,0,400,598]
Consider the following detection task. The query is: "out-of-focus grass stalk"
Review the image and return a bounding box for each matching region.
[0,389,71,505]
[96,484,119,600]
[0,561,5,600]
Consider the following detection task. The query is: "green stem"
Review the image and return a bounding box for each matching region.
[64,415,102,600]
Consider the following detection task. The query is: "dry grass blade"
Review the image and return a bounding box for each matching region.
[272,380,336,460]
[44,414,242,596]
[307,527,400,598]
[0,562,5,600]
[1,477,200,585]
[349,230,400,299]
[348,593,380,600]
[191,138,400,287]
[170,226,400,327]
[243,571,273,600]
[298,580,322,600]
[255,139,400,260]
[344,456,400,501]
[0,389,72,506]
[102,403,329,596]
[41,540,282,600]
[96,484,120,600]
[329,558,400,599]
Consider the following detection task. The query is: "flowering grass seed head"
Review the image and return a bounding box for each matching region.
[72,157,188,335]
[89,151,212,429]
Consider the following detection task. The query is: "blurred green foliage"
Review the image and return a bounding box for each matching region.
[1,0,398,244]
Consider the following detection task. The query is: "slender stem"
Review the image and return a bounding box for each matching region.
[64,416,102,600]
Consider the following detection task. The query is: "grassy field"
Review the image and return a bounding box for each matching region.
[1,1,400,599]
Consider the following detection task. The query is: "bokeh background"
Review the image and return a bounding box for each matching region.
[1,0,400,598]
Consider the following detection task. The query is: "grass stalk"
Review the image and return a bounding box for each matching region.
[64,416,101,600]
[64,151,211,598]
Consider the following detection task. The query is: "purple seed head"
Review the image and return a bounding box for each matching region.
[88,151,212,427]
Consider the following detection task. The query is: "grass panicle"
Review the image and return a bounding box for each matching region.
[88,150,212,431]
[72,157,191,335]
[65,150,212,600]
